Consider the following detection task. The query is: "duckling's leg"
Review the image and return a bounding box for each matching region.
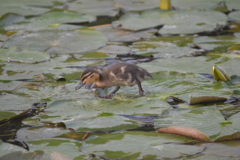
[136,81,144,97]
[99,86,120,99]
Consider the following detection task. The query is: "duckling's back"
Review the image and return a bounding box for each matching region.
[103,63,152,86]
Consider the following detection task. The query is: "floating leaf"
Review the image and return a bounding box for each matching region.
[0,150,71,160]
[155,107,240,141]
[158,10,227,35]
[211,1,229,13]
[203,142,240,158]
[113,9,227,34]
[67,0,118,17]
[0,4,50,17]
[220,58,240,76]
[115,0,159,12]
[131,41,197,58]
[2,28,108,54]
[228,10,240,22]
[171,0,239,10]
[0,47,50,63]
[94,24,157,42]
[4,11,96,31]
[82,131,205,159]
[158,126,211,141]
[212,65,230,82]
[0,13,25,26]
[193,35,239,51]
[154,107,224,141]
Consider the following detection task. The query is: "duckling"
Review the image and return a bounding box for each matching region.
[75,62,153,99]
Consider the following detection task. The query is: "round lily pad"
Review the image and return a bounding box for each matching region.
[0,13,25,26]
[0,47,50,63]
[112,9,227,34]
[193,35,239,51]
[171,0,232,10]
[158,10,227,35]
[229,11,240,22]
[67,0,118,17]
[154,107,238,141]
[94,24,157,42]
[4,11,96,31]
[115,0,159,12]
[0,0,64,16]
[2,28,108,54]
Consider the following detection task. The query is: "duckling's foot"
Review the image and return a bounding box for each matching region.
[134,94,143,99]
[98,95,113,99]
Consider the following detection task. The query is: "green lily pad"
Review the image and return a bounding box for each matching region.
[115,0,159,12]
[172,0,234,10]
[158,10,227,35]
[131,41,198,58]
[82,131,205,159]
[45,97,168,130]
[2,28,108,54]
[0,139,84,159]
[138,56,216,74]
[194,35,239,51]
[0,13,25,26]
[97,45,131,54]
[226,0,240,10]
[220,58,240,76]
[0,54,99,81]
[112,9,227,34]
[0,0,64,16]
[67,0,118,17]
[4,11,96,31]
[154,106,240,141]
[0,47,50,63]
[229,11,240,22]
[202,141,240,157]
[94,25,157,42]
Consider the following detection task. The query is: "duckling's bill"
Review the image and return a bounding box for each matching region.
[75,82,96,90]
[75,82,85,90]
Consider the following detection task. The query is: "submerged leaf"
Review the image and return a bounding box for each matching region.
[158,126,211,141]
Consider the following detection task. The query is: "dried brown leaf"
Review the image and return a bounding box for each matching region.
[158,126,211,141]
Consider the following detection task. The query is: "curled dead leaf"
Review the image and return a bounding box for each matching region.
[158,126,211,141]
[215,132,240,142]
[189,96,227,105]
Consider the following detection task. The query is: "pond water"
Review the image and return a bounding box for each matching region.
[0,0,240,159]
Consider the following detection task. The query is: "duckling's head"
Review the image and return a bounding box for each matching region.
[75,67,101,90]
